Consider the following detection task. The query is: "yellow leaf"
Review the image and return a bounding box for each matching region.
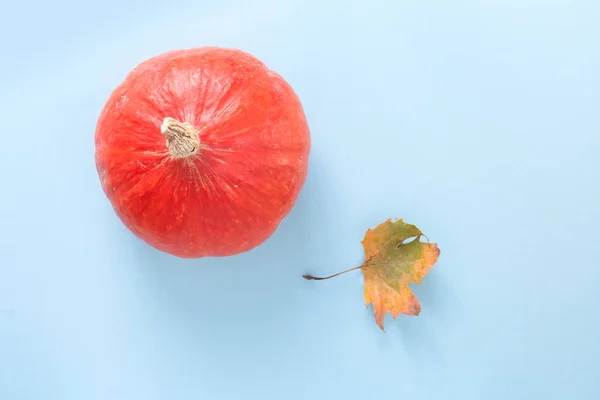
[304,218,440,331]
[361,219,440,330]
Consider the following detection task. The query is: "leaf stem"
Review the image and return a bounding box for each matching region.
[302,265,364,281]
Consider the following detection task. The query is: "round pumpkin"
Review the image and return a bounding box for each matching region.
[95,47,310,258]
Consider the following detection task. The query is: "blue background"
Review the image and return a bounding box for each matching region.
[1,0,599,399]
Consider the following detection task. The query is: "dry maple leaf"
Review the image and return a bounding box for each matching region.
[304,218,440,331]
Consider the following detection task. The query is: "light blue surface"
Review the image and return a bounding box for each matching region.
[1,0,599,399]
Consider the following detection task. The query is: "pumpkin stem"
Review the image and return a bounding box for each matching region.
[160,117,201,158]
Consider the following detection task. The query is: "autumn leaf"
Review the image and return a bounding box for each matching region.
[304,218,440,331]
[360,219,440,330]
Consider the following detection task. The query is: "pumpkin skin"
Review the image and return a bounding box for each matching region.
[95,47,311,258]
